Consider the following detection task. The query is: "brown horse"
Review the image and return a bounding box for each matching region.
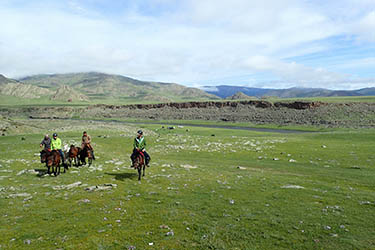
[40,149,62,176]
[80,146,93,166]
[134,150,146,181]
[68,145,81,167]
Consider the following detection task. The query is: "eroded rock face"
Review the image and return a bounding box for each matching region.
[3,100,375,128]
[94,100,274,110]
[274,101,322,109]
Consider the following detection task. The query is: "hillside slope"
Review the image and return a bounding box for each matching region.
[20,72,219,102]
[0,74,52,98]
[50,85,89,101]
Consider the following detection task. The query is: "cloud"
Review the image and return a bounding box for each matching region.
[243,55,349,87]
[354,11,375,42]
[0,0,374,89]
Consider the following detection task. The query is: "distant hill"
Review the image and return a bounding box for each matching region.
[0,74,52,98]
[226,92,253,100]
[50,85,89,101]
[203,85,373,98]
[20,72,218,102]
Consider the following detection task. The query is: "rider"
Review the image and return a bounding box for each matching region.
[81,131,95,160]
[40,134,51,151]
[51,133,65,165]
[130,130,150,168]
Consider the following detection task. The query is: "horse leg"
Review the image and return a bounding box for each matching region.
[138,167,141,181]
[143,164,145,177]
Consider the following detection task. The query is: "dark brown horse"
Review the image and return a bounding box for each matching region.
[68,145,81,167]
[40,149,63,176]
[134,150,146,181]
[80,146,93,166]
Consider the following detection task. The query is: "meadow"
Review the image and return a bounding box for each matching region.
[0,119,374,249]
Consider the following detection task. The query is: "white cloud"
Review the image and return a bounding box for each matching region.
[354,11,375,42]
[0,0,374,89]
[243,55,349,88]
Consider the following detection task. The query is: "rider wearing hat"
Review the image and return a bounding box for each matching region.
[51,133,65,165]
[130,130,150,168]
[81,131,95,160]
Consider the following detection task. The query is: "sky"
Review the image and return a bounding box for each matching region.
[0,0,374,89]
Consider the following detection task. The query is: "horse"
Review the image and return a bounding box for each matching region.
[68,145,81,167]
[134,150,146,181]
[40,149,62,176]
[80,146,93,166]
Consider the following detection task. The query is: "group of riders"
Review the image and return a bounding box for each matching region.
[40,130,151,169]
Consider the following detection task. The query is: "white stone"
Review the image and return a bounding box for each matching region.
[281,185,304,189]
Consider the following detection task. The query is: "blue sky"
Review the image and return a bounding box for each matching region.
[0,0,374,89]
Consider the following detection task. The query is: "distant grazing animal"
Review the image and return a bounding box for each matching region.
[134,149,146,181]
[68,145,81,167]
[40,149,66,176]
[80,146,93,166]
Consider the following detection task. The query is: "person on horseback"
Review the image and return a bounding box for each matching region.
[51,133,66,165]
[81,131,95,160]
[130,130,150,168]
[40,134,51,151]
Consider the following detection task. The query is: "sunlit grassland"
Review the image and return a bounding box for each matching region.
[0,122,374,249]
[2,94,375,107]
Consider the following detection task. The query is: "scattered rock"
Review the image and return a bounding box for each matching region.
[77,199,91,203]
[281,185,305,189]
[85,183,117,192]
[237,166,246,170]
[53,182,82,190]
[159,225,170,229]
[181,164,197,169]
[359,201,373,205]
[166,231,174,236]
[8,193,32,198]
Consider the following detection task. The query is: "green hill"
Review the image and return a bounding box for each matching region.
[0,74,52,99]
[19,72,219,103]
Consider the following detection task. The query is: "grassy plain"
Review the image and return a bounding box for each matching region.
[2,94,375,107]
[0,119,374,249]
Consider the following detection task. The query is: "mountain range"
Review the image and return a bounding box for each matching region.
[1,72,375,103]
[0,72,218,102]
[203,85,375,99]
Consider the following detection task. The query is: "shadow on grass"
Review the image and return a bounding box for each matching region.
[105,172,138,181]
[34,168,48,177]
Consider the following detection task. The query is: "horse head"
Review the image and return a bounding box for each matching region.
[40,149,48,163]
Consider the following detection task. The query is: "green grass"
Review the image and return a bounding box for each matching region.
[2,94,375,107]
[0,121,374,249]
